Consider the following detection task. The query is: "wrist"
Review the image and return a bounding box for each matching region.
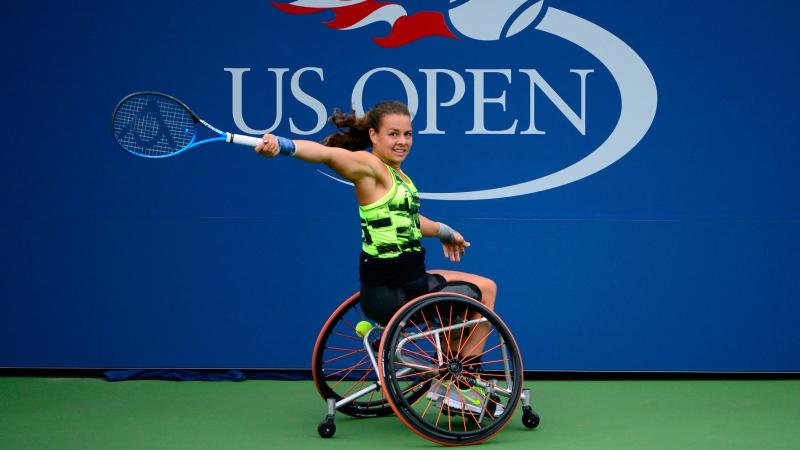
[436,222,456,243]
[276,136,297,157]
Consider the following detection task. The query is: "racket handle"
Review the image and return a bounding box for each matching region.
[226,133,263,147]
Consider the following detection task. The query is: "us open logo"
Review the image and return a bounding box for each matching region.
[226,0,657,200]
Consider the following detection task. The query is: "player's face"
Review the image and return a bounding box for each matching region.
[370,114,413,167]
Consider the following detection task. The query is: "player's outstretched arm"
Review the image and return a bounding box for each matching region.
[255,134,376,184]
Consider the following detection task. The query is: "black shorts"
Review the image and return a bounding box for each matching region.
[360,274,482,325]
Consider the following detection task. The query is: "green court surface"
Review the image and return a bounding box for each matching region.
[1,377,798,450]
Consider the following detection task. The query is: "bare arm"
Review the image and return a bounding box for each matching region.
[419,215,441,238]
[255,135,376,183]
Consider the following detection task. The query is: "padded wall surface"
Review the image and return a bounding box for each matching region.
[1,1,797,370]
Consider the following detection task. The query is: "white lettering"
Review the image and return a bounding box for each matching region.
[224,67,289,134]
[351,67,419,119]
[465,69,517,135]
[520,69,593,135]
[228,67,594,136]
[418,69,466,135]
[289,67,327,135]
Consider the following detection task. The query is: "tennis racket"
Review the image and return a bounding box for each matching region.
[111,92,262,158]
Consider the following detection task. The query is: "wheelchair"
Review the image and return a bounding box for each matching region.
[312,290,540,445]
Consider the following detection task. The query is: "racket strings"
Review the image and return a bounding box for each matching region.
[113,94,197,157]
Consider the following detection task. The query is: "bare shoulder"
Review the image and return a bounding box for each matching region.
[352,150,393,187]
[350,150,381,174]
[351,149,378,163]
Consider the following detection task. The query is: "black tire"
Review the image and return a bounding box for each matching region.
[379,293,524,445]
[318,419,336,438]
[312,292,428,417]
[522,407,540,429]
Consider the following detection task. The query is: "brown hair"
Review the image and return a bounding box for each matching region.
[322,101,410,150]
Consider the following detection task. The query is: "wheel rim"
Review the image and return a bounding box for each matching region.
[312,293,390,415]
[379,294,523,445]
[312,292,428,417]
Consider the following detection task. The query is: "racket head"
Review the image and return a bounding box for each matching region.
[111,92,202,158]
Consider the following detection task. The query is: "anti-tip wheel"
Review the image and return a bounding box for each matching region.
[522,407,540,429]
[318,419,336,438]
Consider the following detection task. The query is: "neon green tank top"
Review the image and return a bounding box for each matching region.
[359,165,423,258]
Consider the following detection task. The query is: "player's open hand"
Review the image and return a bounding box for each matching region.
[443,231,470,262]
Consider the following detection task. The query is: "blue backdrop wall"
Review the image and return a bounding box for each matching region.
[1,0,798,371]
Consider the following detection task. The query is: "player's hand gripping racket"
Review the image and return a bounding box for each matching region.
[111,92,262,158]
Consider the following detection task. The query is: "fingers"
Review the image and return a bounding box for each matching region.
[442,242,467,262]
[441,230,470,262]
[255,133,280,157]
[442,243,454,261]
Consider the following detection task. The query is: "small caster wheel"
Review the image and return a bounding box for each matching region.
[318,418,336,438]
[522,406,540,429]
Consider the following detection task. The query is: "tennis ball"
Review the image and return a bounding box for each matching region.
[355,320,374,338]
[448,0,546,41]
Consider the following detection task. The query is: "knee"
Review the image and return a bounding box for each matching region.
[478,277,497,309]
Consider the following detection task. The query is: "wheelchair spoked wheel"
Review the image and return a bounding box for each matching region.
[312,292,429,418]
[379,293,524,446]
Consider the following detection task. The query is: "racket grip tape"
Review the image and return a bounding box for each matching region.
[227,133,262,147]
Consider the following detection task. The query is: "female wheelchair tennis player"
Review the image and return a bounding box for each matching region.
[255,101,539,445]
